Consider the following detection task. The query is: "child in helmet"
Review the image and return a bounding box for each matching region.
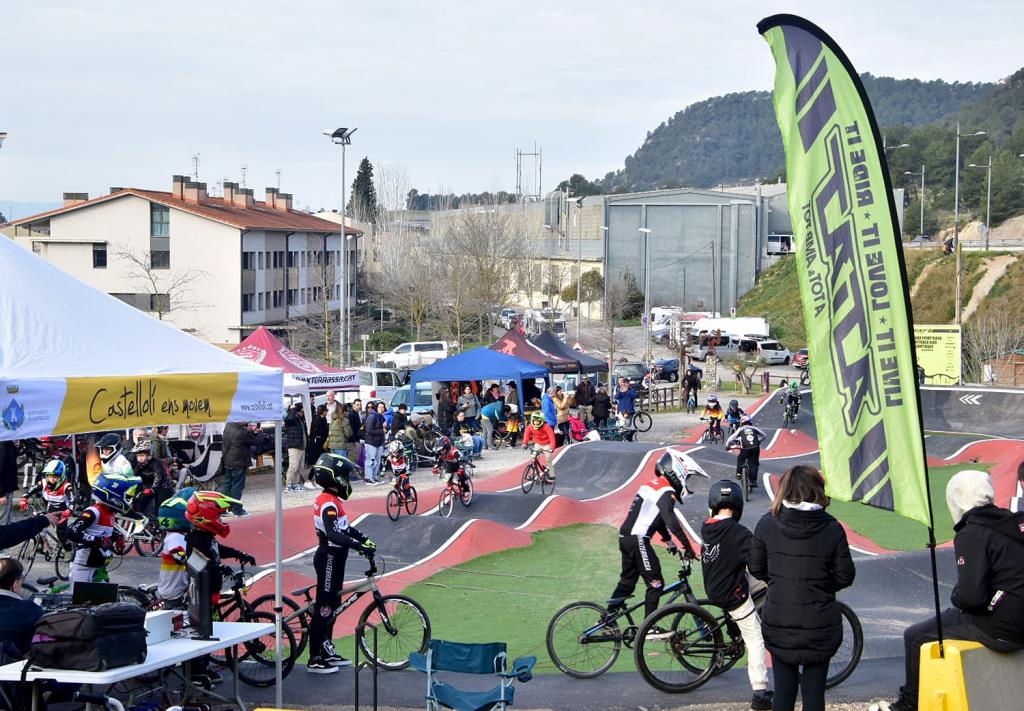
[95,432,134,477]
[184,491,257,603]
[724,399,746,431]
[308,453,376,673]
[522,411,557,476]
[700,480,772,711]
[156,487,196,609]
[725,415,767,486]
[433,436,471,492]
[702,395,725,439]
[780,381,801,419]
[65,472,142,584]
[21,459,74,514]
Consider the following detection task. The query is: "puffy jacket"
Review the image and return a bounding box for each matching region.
[614,386,637,414]
[283,410,306,450]
[554,394,572,424]
[364,411,386,448]
[749,506,855,665]
[541,394,558,426]
[0,590,44,655]
[327,414,351,451]
[592,392,612,420]
[222,422,256,469]
[523,423,557,449]
[951,504,1024,643]
[574,380,595,407]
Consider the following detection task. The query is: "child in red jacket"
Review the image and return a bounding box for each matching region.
[522,411,557,476]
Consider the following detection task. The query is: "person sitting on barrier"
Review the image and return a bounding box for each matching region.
[701,394,725,438]
[701,480,773,711]
[522,411,557,476]
[608,452,697,625]
[725,416,767,485]
[874,469,1024,711]
[779,381,801,419]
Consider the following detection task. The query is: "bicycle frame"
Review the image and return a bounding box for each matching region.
[582,563,699,642]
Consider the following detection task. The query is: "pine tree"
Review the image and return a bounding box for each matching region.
[347,157,378,223]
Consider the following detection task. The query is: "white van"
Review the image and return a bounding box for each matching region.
[356,367,403,403]
[687,333,741,361]
[380,341,448,369]
[737,338,792,365]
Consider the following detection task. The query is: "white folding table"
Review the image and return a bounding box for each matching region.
[0,620,274,711]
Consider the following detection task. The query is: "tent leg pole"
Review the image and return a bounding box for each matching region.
[274,424,284,706]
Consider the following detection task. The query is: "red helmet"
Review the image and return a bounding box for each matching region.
[185,491,239,537]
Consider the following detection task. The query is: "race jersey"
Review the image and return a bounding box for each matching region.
[42,481,74,511]
[158,531,188,600]
[702,406,724,421]
[313,492,367,550]
[102,454,135,478]
[68,504,115,546]
[619,477,688,544]
[725,425,767,451]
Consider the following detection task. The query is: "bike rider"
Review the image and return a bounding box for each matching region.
[608,452,698,626]
[96,432,135,477]
[682,367,701,408]
[724,399,746,431]
[725,416,767,488]
[780,381,801,420]
[702,395,725,439]
[21,460,74,514]
[434,436,472,492]
[65,472,142,584]
[522,411,557,477]
[309,453,376,674]
[700,481,773,711]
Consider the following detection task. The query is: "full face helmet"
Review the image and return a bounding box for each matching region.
[185,491,240,537]
[42,459,67,488]
[158,487,197,531]
[387,440,404,457]
[312,453,356,500]
[91,472,143,513]
[728,399,739,411]
[655,452,685,500]
[706,394,719,407]
[530,411,545,428]
[96,433,122,464]
[789,381,799,394]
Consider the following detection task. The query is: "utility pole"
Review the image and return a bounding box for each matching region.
[576,196,584,342]
[954,123,987,325]
[639,228,652,366]
[969,157,993,251]
[710,240,718,317]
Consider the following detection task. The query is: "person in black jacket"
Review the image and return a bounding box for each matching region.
[305,404,329,484]
[283,403,308,492]
[218,421,256,518]
[574,375,596,426]
[0,557,43,655]
[592,386,612,428]
[390,403,409,438]
[875,470,1024,711]
[701,481,773,711]
[363,402,386,485]
[749,465,855,711]
[435,386,455,433]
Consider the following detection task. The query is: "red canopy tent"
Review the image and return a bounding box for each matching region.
[490,328,580,374]
[232,326,358,391]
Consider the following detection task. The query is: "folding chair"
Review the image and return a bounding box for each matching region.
[409,640,535,711]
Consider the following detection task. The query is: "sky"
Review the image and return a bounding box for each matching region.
[1,0,1022,217]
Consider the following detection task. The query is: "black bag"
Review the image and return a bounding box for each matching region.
[26,603,147,671]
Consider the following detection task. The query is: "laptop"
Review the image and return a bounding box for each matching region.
[71,581,119,606]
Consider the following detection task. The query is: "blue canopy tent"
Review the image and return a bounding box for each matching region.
[407,347,548,419]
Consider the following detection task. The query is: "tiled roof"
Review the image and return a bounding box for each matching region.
[12,189,362,235]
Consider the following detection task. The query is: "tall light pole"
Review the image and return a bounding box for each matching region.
[968,157,993,251]
[638,228,652,366]
[0,132,7,149]
[324,127,357,365]
[904,165,926,240]
[575,196,584,342]
[953,124,986,325]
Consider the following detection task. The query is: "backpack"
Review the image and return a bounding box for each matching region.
[25,603,147,672]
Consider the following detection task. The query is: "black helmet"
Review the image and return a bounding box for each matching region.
[708,480,744,521]
[728,399,739,409]
[97,432,122,463]
[655,452,684,499]
[312,453,355,500]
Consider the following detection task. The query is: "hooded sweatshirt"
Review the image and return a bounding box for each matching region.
[700,514,752,611]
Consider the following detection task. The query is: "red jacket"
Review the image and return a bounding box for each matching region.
[523,423,556,448]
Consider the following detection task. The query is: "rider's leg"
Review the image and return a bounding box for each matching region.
[726,597,769,693]
[308,546,347,664]
[636,537,665,619]
[609,535,640,610]
[736,449,750,478]
[750,450,761,481]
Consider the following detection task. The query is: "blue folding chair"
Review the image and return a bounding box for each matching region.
[409,639,535,711]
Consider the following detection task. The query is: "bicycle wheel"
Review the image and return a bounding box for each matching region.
[460,476,473,506]
[248,594,309,657]
[404,486,418,515]
[386,490,402,521]
[632,411,653,433]
[17,537,39,578]
[117,586,153,608]
[634,603,721,693]
[54,542,72,580]
[742,465,751,502]
[546,601,621,678]
[357,594,430,670]
[210,599,248,664]
[234,610,297,687]
[826,601,864,689]
[541,468,555,496]
[521,462,537,494]
[133,519,165,558]
[438,489,454,518]
[800,369,810,386]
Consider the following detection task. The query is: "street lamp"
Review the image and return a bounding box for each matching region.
[967,157,993,251]
[638,228,652,366]
[904,166,927,240]
[953,124,986,325]
[324,127,357,365]
[575,197,584,342]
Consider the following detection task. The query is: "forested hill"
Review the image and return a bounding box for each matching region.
[601,74,995,192]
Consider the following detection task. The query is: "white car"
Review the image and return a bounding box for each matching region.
[738,338,792,365]
[380,341,448,369]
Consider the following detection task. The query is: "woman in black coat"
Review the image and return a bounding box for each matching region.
[749,464,855,711]
[305,404,329,468]
[591,386,612,427]
[436,385,455,432]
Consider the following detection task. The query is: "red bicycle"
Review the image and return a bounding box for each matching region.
[386,470,419,520]
[435,463,474,518]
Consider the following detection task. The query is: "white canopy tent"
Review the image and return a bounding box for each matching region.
[0,238,290,700]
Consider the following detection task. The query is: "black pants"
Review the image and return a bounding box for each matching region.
[308,545,348,659]
[737,448,760,481]
[900,607,1024,707]
[771,658,828,711]
[610,535,664,619]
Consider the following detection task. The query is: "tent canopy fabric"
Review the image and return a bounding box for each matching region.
[407,347,547,416]
[490,328,579,374]
[0,238,283,440]
[532,331,608,373]
[232,326,358,391]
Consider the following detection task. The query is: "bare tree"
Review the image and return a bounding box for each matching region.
[114,245,208,321]
[962,311,1024,384]
[722,354,768,394]
[596,274,635,367]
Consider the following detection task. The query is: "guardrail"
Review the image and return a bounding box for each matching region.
[905,240,1024,252]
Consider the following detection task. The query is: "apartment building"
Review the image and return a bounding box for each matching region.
[10,175,361,345]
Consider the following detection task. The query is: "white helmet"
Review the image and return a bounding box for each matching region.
[665,449,709,502]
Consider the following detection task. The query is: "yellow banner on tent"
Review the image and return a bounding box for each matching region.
[913,325,961,386]
[55,373,239,434]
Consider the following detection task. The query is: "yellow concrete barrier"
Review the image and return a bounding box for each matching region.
[918,641,976,711]
[919,640,1024,710]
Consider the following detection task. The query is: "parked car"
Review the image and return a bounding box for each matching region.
[687,333,742,361]
[652,358,679,382]
[650,322,672,344]
[389,382,436,416]
[379,341,448,369]
[737,338,792,365]
[356,367,403,403]
[793,348,809,369]
[499,308,520,330]
[613,362,649,389]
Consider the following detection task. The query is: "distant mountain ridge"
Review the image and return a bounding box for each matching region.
[600,73,996,192]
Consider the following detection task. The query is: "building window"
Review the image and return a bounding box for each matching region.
[287,251,295,268]
[258,252,264,269]
[92,243,107,268]
[242,252,254,269]
[258,293,264,310]
[150,204,170,237]
[150,250,170,269]
[150,293,170,313]
[242,294,254,312]
[287,288,297,305]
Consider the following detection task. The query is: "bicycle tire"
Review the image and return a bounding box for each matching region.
[133,519,165,558]
[460,476,473,506]
[117,586,153,607]
[521,463,537,494]
[386,490,402,521]
[632,411,653,433]
[357,594,430,670]
[233,610,297,687]
[210,598,249,665]
[17,536,39,578]
[741,465,751,502]
[438,489,454,517]
[546,601,621,678]
[826,601,864,689]
[54,544,72,580]
[633,602,722,693]
[404,486,418,515]
[800,369,810,386]
[248,594,309,657]
[541,468,555,496]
